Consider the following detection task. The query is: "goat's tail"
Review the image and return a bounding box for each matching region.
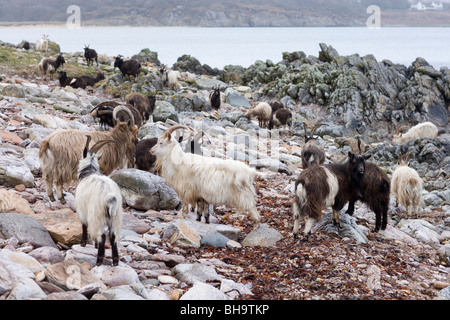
[106,194,122,236]
[38,140,53,163]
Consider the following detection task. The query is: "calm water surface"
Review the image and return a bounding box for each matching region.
[0,26,449,69]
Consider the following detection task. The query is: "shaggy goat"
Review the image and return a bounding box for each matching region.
[89,101,143,128]
[269,99,284,113]
[126,93,155,121]
[135,137,158,174]
[150,125,261,229]
[114,56,141,80]
[301,123,326,168]
[245,102,272,128]
[84,45,98,67]
[268,108,292,131]
[58,71,104,89]
[345,161,390,232]
[39,53,65,80]
[36,35,49,53]
[75,136,123,266]
[159,66,181,91]
[39,120,138,204]
[292,152,371,239]
[393,122,438,145]
[209,86,221,111]
[391,153,422,218]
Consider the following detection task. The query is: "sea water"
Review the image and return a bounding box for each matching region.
[0,26,449,69]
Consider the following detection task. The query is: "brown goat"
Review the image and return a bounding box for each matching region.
[301,123,326,168]
[39,121,138,204]
[126,93,155,121]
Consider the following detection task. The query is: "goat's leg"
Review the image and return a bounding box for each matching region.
[44,175,55,202]
[96,233,106,266]
[203,202,210,224]
[345,199,356,216]
[110,231,119,266]
[248,206,261,230]
[179,202,189,219]
[80,224,88,247]
[56,183,65,204]
[332,209,342,228]
[292,201,301,239]
[303,216,315,239]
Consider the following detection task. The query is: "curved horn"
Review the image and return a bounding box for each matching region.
[395,125,409,136]
[397,152,403,165]
[162,125,193,139]
[113,105,135,124]
[404,152,411,164]
[89,101,122,116]
[89,139,119,154]
[83,135,92,158]
[310,123,326,137]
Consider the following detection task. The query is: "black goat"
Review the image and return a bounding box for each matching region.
[269,99,284,113]
[209,86,221,111]
[84,45,98,67]
[58,71,105,89]
[114,56,141,80]
[292,152,371,239]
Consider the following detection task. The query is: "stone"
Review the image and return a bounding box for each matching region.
[312,212,369,244]
[28,246,64,265]
[1,84,25,98]
[90,265,140,287]
[180,281,231,300]
[194,77,228,91]
[95,283,150,300]
[152,101,179,123]
[0,189,35,215]
[34,209,82,246]
[249,158,293,175]
[122,213,151,234]
[220,279,253,299]
[0,130,23,145]
[110,169,180,211]
[242,224,283,247]
[200,232,230,247]
[45,259,106,291]
[172,263,222,285]
[0,155,35,188]
[0,212,57,248]
[6,277,47,300]
[168,220,201,248]
[225,88,251,107]
[397,219,441,244]
[44,291,88,300]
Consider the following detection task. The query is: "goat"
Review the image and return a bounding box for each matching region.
[36,35,49,53]
[269,99,284,113]
[89,101,122,129]
[89,101,143,128]
[59,71,104,89]
[150,125,261,229]
[114,56,141,80]
[39,120,138,204]
[268,108,292,131]
[209,86,221,111]
[84,45,98,67]
[126,93,155,121]
[292,152,371,239]
[245,102,272,128]
[39,53,65,80]
[393,122,438,145]
[75,136,123,266]
[135,137,158,174]
[301,123,326,169]
[159,66,181,91]
[391,153,422,218]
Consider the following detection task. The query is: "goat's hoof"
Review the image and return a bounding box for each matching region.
[293,233,298,240]
[59,198,66,205]
[48,195,56,202]
[80,241,86,247]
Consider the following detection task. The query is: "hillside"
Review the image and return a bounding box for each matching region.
[1,0,449,27]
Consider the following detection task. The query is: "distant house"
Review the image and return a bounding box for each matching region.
[410,1,444,10]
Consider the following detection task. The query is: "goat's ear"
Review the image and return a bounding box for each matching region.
[127,119,132,127]
[96,152,103,161]
[348,151,355,159]
[364,154,372,161]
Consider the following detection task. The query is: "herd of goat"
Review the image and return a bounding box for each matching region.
[31,35,440,265]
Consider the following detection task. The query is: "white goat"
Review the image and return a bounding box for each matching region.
[391,153,423,218]
[75,136,123,266]
[151,125,261,229]
[36,35,49,53]
[159,66,181,91]
[393,122,438,145]
[245,102,272,128]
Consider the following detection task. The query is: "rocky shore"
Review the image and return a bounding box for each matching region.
[0,40,449,300]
